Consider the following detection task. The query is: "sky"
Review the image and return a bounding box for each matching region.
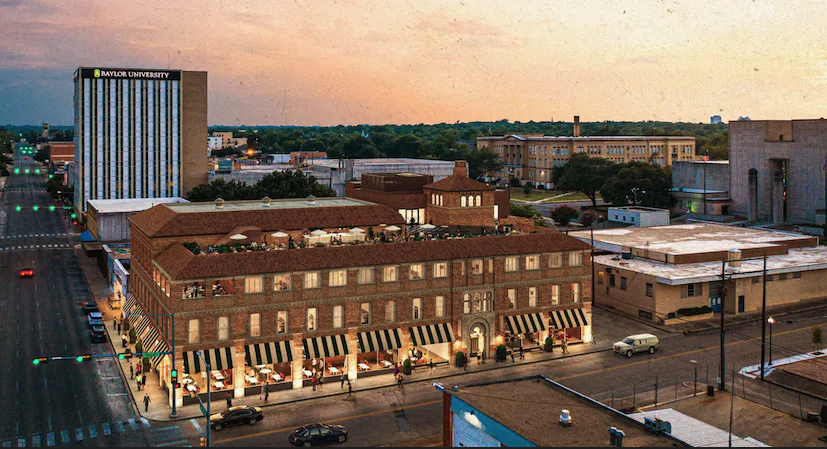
[0,0,825,126]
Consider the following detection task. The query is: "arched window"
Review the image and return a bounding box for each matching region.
[431,193,435,204]
[461,196,467,207]
[473,293,482,313]
[439,195,443,206]
[475,195,482,206]
[463,294,471,314]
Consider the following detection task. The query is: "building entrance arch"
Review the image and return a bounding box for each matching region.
[468,321,488,357]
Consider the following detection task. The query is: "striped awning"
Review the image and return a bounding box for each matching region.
[122,293,137,317]
[183,346,236,374]
[133,314,151,340]
[140,327,169,368]
[357,329,404,353]
[245,341,294,365]
[548,308,590,330]
[303,334,350,360]
[408,323,455,347]
[506,313,546,335]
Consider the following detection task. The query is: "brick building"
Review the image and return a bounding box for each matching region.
[127,197,592,408]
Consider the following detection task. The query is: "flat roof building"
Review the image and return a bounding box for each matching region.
[608,207,670,227]
[73,67,208,213]
[87,197,189,243]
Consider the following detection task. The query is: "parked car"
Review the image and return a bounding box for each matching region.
[82,301,99,314]
[87,312,104,327]
[289,423,348,447]
[209,406,264,431]
[613,333,660,358]
[89,324,106,343]
[19,268,34,278]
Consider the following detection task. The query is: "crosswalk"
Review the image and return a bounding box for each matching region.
[0,233,68,239]
[1,417,193,447]
[0,244,72,252]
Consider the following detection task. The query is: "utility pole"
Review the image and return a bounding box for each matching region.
[719,260,727,391]
[170,313,177,417]
[703,151,708,215]
[591,225,596,308]
[759,254,768,380]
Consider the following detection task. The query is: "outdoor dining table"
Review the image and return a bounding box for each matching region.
[328,367,340,375]
[260,368,272,374]
[382,360,394,368]
[271,373,283,382]
[211,371,226,381]
[186,385,198,392]
[245,376,259,384]
[358,363,371,371]
[213,381,224,389]
[303,369,313,378]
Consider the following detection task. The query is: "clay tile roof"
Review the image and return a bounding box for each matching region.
[156,232,592,281]
[422,175,493,192]
[130,203,406,238]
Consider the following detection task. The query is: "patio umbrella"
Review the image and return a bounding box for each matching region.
[310,229,328,236]
[420,224,436,230]
[271,232,289,238]
[385,225,401,232]
[230,234,247,240]
[349,227,365,234]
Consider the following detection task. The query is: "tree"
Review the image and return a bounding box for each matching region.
[254,170,336,199]
[34,145,50,163]
[550,205,579,226]
[466,150,502,181]
[509,202,539,219]
[580,210,599,227]
[553,153,618,207]
[600,162,674,208]
[813,327,824,353]
[186,179,257,202]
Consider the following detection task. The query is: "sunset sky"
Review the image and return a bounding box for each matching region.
[1,0,825,126]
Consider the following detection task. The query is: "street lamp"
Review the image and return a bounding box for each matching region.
[631,188,646,206]
[767,316,775,365]
[703,149,709,215]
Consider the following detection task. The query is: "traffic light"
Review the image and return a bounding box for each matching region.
[32,357,49,366]
[72,220,78,226]
[71,213,77,219]
[48,174,54,179]
[171,369,180,388]
[35,169,40,175]
[200,437,207,447]
[15,206,21,212]
[76,354,92,363]
[49,205,56,211]
[118,351,133,360]
[14,168,19,174]
[33,205,39,211]
[24,168,29,174]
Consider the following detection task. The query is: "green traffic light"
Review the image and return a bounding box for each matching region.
[49,205,56,211]
[76,356,83,363]
[71,213,77,219]
[14,168,20,174]
[33,205,39,211]
[35,169,41,174]
[32,358,40,366]
[15,206,21,212]
[49,174,54,179]
[24,169,30,174]
[118,353,125,360]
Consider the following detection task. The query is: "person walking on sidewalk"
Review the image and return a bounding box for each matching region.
[347,380,352,397]
[428,360,435,374]
[129,364,134,379]
[121,333,127,349]
[340,374,346,388]
[562,338,569,355]
[136,373,142,391]
[225,391,232,408]
[263,382,270,402]
[311,375,317,391]
[591,334,597,345]
[117,318,121,334]
[476,352,481,364]
[318,375,324,391]
[481,350,486,364]
[143,393,151,412]
[113,316,117,331]
[510,351,515,363]
[142,374,147,389]
[519,346,524,360]
[396,373,404,390]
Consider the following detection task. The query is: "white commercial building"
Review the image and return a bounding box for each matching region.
[608,207,670,227]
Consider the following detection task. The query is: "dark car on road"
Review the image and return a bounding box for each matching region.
[82,301,99,314]
[209,405,264,431]
[89,324,106,343]
[289,423,348,447]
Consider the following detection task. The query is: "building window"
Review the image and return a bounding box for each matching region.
[682,283,703,298]
[187,319,200,344]
[550,253,563,268]
[217,317,230,341]
[433,262,449,278]
[277,311,288,334]
[249,313,261,337]
[245,276,263,294]
[461,196,467,207]
[471,259,484,275]
[508,289,517,309]
[779,273,788,281]
[752,277,760,284]
[463,294,471,314]
[572,283,581,302]
[385,300,396,322]
[597,271,604,285]
[329,269,347,287]
[435,296,446,317]
[333,305,344,329]
[793,272,801,279]
[645,283,653,297]
[569,252,584,267]
[306,308,317,331]
[304,272,321,289]
[639,310,654,320]
[528,287,538,307]
[357,268,374,285]
[475,195,482,206]
[505,256,519,273]
[620,277,627,291]
[552,285,560,305]
[525,255,541,271]
[413,298,423,320]
[382,266,399,283]
[360,303,372,325]
[273,274,292,291]
[609,274,616,287]
[409,264,424,280]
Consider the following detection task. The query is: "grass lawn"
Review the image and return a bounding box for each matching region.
[547,192,601,203]
[509,188,567,202]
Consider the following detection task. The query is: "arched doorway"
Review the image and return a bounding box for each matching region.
[468,322,487,357]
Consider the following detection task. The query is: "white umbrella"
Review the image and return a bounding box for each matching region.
[271,232,289,238]
[310,229,328,236]
[349,227,365,234]
[421,224,436,230]
[385,225,401,232]
[230,234,247,240]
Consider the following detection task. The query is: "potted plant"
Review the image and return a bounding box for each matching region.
[544,337,554,352]
[402,358,413,375]
[135,340,143,355]
[496,344,508,361]
[128,328,137,344]
[455,351,465,367]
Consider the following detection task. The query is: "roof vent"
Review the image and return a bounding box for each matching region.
[215,198,225,209]
[559,409,572,427]
[262,196,272,207]
[306,195,316,205]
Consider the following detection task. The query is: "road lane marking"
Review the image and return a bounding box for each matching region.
[60,431,69,444]
[46,433,54,447]
[189,419,205,437]
[213,399,443,445]
[87,425,97,439]
[74,428,83,441]
[101,423,111,436]
[31,434,39,447]
[140,417,151,429]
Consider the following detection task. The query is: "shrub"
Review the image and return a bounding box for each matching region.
[580,210,599,227]
[496,344,508,361]
[182,242,201,254]
[455,351,465,367]
[402,358,412,375]
[509,176,521,188]
[544,337,554,352]
[676,306,713,316]
[135,340,143,354]
[523,185,531,195]
[551,205,579,226]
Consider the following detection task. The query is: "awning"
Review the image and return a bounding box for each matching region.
[122,293,137,316]
[506,313,547,335]
[140,326,169,368]
[183,346,236,374]
[357,329,404,353]
[408,323,455,347]
[133,314,152,340]
[549,308,590,330]
[303,334,350,360]
[80,230,95,242]
[245,341,294,365]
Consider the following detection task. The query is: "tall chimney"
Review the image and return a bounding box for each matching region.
[573,116,581,137]
[453,160,469,177]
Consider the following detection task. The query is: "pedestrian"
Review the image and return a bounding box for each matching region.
[519,346,524,360]
[340,374,346,388]
[129,363,134,379]
[259,382,265,400]
[136,363,142,376]
[393,363,399,376]
[463,360,468,372]
[428,360,434,374]
[264,382,270,402]
[121,333,127,349]
[142,374,147,389]
[312,375,317,391]
[481,350,486,364]
[136,373,142,390]
[113,316,117,331]
[397,373,403,389]
[591,334,597,346]
[143,393,151,412]
[511,351,515,363]
[225,391,232,408]
[477,352,481,364]
[347,380,352,396]
[318,375,324,391]
[562,338,569,355]
[117,319,121,334]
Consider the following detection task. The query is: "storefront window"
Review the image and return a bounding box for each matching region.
[183,282,205,299]
[413,298,423,320]
[385,301,396,322]
[250,313,261,337]
[245,362,291,387]
[333,305,344,328]
[357,349,397,373]
[329,269,347,287]
[409,264,424,280]
[360,303,372,325]
[188,319,200,344]
[358,268,374,285]
[277,311,288,334]
[211,280,233,297]
[304,356,345,379]
[307,308,317,331]
[274,274,292,291]
[217,317,230,341]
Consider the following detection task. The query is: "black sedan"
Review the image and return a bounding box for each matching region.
[82,301,99,314]
[289,423,348,447]
[89,324,106,343]
[209,406,264,431]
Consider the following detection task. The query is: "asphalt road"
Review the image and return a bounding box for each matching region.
[188,306,827,448]
[0,144,154,447]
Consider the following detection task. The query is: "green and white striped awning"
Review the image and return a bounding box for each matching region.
[408,323,455,347]
[140,326,170,368]
[357,329,404,353]
[122,293,137,317]
[548,308,589,330]
[183,346,236,374]
[506,313,546,335]
[303,334,350,360]
[245,341,294,365]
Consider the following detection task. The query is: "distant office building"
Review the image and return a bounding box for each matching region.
[73,67,208,213]
[477,116,697,188]
[48,141,75,164]
[207,136,223,151]
[671,161,731,217]
[210,131,247,149]
[710,115,722,125]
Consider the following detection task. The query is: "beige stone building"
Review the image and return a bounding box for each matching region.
[476,116,697,188]
[570,224,827,324]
